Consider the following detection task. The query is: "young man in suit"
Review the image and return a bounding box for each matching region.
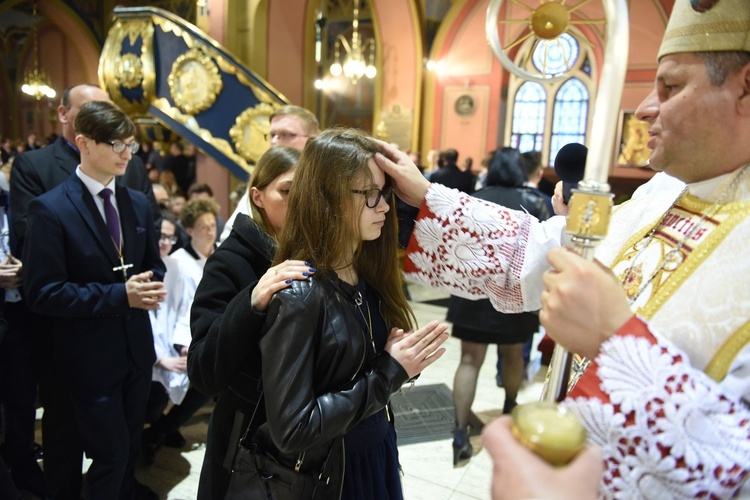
[10,83,160,499]
[22,101,166,499]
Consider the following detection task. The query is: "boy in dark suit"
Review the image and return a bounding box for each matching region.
[22,101,166,499]
[11,83,159,499]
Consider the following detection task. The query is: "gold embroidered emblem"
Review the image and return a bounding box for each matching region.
[229,103,278,163]
[115,53,143,89]
[168,45,222,115]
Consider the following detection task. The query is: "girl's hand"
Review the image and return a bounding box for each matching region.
[386,320,450,378]
[251,260,316,312]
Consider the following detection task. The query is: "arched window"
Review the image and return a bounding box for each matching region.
[510,82,546,153]
[505,32,595,167]
[550,78,589,165]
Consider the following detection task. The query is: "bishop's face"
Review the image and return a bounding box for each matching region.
[641,53,742,183]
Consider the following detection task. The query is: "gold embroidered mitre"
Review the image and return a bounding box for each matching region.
[658,0,750,59]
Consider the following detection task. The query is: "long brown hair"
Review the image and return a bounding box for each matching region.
[274,128,415,330]
[249,146,301,240]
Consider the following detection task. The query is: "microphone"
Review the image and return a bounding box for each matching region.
[554,143,588,204]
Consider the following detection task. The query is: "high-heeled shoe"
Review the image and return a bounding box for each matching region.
[452,426,472,465]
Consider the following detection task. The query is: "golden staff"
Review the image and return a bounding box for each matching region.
[486,0,630,402]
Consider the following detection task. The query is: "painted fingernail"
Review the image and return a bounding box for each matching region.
[304,261,311,266]
[284,279,292,284]
[302,272,310,277]
[308,267,317,272]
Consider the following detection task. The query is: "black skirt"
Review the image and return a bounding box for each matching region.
[447,295,538,345]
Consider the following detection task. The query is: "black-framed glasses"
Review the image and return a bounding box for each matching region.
[159,233,178,244]
[351,184,393,209]
[107,140,140,155]
[263,132,308,142]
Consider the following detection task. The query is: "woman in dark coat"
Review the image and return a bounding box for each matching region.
[449,147,551,465]
[186,146,313,499]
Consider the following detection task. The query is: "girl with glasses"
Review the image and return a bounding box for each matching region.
[250,128,449,499]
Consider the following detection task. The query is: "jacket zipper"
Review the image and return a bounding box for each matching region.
[294,451,305,472]
[337,440,345,499]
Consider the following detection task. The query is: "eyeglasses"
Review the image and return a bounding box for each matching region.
[351,184,393,209]
[159,233,178,244]
[107,140,140,155]
[263,132,308,142]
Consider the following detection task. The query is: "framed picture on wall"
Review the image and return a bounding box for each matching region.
[615,110,652,167]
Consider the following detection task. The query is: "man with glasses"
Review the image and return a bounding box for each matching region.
[22,101,166,499]
[219,104,319,242]
[10,83,160,500]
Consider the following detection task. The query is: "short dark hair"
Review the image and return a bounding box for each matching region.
[440,148,459,164]
[159,211,179,230]
[74,101,136,143]
[187,183,214,198]
[698,51,750,86]
[520,151,543,180]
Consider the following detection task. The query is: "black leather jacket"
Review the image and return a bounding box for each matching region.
[252,275,409,498]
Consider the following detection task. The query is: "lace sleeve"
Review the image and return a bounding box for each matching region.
[404,183,563,313]
[565,316,750,498]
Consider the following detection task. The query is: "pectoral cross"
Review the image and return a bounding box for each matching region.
[113,255,133,280]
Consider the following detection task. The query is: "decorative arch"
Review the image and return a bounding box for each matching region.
[504,28,597,166]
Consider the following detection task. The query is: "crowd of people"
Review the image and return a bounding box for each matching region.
[1,0,749,498]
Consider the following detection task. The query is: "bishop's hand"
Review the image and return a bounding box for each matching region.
[540,248,632,359]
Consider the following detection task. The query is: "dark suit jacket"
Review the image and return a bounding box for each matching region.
[429,163,476,194]
[10,136,159,254]
[22,174,165,398]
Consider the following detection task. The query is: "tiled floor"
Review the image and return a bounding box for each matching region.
[33,282,546,499]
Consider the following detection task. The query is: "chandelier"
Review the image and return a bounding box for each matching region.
[329,1,376,85]
[21,0,56,100]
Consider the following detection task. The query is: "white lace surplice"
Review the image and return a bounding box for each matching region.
[404,183,565,313]
[404,183,750,497]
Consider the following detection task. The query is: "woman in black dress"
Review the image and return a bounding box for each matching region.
[449,147,551,465]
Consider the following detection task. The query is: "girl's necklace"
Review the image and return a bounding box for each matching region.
[355,291,376,354]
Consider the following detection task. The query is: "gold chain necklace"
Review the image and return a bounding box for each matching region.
[569,165,749,392]
[354,291,376,354]
[621,164,750,304]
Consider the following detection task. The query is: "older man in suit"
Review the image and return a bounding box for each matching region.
[11,84,158,251]
[22,101,166,499]
[10,84,159,499]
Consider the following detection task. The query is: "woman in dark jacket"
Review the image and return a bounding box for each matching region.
[448,147,551,465]
[252,129,449,499]
[186,146,313,499]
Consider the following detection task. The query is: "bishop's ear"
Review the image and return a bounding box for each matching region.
[737,60,750,116]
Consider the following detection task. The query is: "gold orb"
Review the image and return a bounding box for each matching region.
[530,2,570,40]
[511,402,587,466]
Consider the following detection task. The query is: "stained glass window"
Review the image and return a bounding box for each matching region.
[532,33,579,77]
[506,32,593,165]
[550,78,589,166]
[510,81,546,153]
